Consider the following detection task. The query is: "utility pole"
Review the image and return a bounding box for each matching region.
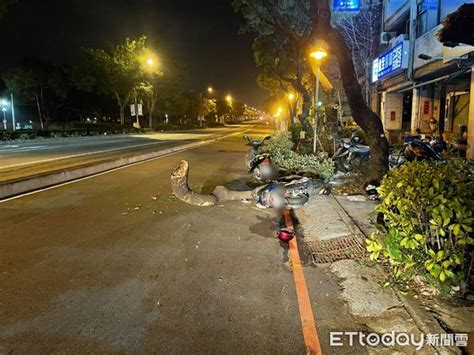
[2,108,6,130]
[11,93,16,131]
[134,95,140,128]
[313,64,321,154]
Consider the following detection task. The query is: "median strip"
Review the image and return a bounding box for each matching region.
[0,128,250,201]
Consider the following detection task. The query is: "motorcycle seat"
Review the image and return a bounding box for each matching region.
[250,141,263,149]
[352,145,370,154]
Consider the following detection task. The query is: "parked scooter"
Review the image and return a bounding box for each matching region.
[334,132,446,173]
[366,137,446,200]
[332,133,370,173]
[389,137,444,169]
[243,135,278,181]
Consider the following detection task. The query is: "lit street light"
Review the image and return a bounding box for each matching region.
[2,107,7,130]
[0,98,14,131]
[146,57,154,66]
[310,44,328,154]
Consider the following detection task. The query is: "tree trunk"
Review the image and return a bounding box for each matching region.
[34,95,44,130]
[171,161,252,206]
[289,79,311,122]
[114,92,125,125]
[324,27,389,176]
[148,93,157,129]
[309,0,390,177]
[171,160,218,206]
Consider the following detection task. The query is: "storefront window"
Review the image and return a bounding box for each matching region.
[416,0,440,37]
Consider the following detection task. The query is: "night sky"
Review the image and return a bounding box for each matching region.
[0,0,266,107]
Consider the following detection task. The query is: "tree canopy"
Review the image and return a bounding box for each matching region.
[74,36,161,125]
[233,0,390,176]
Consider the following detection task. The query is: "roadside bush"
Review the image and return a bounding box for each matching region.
[264,132,335,181]
[366,160,474,289]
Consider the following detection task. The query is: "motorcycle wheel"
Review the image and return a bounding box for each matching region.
[252,166,263,181]
[245,151,256,170]
[350,156,366,170]
[334,158,347,173]
[286,194,309,208]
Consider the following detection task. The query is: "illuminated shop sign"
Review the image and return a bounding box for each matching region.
[372,41,409,82]
[333,0,360,12]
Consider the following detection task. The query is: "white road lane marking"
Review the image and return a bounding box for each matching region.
[0,127,250,203]
[0,141,169,169]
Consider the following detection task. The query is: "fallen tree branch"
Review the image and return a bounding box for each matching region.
[171,160,218,206]
[170,160,252,206]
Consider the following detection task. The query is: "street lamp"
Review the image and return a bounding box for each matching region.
[1,107,7,130]
[146,57,154,66]
[309,45,328,154]
[0,99,10,131]
[197,86,215,127]
[226,94,232,104]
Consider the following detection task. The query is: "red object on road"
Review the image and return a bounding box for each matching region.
[277,228,294,242]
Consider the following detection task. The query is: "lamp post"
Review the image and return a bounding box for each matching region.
[1,99,9,130]
[225,94,233,122]
[310,48,328,154]
[144,56,158,129]
[11,94,16,131]
[2,108,6,130]
[198,86,214,127]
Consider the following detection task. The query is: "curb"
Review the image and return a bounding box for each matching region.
[331,195,462,355]
[0,128,249,201]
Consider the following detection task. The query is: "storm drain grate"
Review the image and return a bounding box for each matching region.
[306,234,367,264]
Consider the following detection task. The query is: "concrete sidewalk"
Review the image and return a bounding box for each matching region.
[295,194,462,354]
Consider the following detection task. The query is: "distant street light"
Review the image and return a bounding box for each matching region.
[147,57,154,66]
[207,87,214,94]
[309,45,328,154]
[226,94,233,103]
[0,98,11,131]
[2,107,7,130]
[288,93,295,101]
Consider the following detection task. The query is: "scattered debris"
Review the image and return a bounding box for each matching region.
[346,195,367,202]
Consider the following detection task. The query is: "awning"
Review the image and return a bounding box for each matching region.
[397,68,470,93]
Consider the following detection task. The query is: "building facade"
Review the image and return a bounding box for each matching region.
[371,0,474,159]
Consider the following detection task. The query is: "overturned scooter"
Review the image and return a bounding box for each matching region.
[170,160,325,209]
[252,177,317,210]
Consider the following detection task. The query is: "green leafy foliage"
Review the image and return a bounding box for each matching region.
[264,132,335,181]
[367,161,474,288]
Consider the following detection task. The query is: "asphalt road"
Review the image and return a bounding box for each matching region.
[0,126,365,353]
[0,126,243,183]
